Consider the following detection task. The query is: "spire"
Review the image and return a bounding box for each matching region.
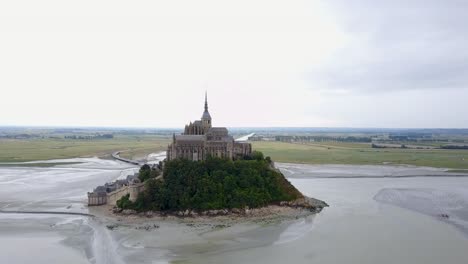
[201,91,212,121]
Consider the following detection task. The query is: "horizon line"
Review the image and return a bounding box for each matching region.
[1,125,468,130]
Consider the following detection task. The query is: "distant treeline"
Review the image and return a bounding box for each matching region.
[388,133,432,141]
[440,145,468,150]
[275,135,372,143]
[0,133,115,140]
[387,137,449,142]
[64,134,114,140]
[0,134,42,139]
[372,143,468,150]
[372,144,410,149]
[372,144,387,149]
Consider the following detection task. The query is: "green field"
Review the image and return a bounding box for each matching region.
[0,135,170,162]
[2,134,468,169]
[252,141,468,169]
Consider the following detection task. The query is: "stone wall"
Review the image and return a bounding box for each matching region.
[88,193,107,206]
[106,183,145,206]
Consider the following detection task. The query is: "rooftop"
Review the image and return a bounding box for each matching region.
[175,135,205,142]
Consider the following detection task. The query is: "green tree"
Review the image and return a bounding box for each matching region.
[116,194,133,209]
[251,151,264,161]
[138,164,151,182]
[130,153,303,212]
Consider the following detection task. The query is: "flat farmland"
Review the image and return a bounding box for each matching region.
[252,141,468,169]
[0,135,170,162]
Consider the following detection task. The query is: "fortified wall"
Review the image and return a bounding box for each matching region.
[107,183,145,205]
[88,183,145,206]
[88,173,145,206]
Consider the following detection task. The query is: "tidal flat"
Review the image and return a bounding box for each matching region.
[1,158,468,263]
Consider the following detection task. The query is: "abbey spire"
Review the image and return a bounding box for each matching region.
[201,91,212,127]
[204,91,208,112]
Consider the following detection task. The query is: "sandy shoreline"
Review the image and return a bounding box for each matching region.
[90,197,328,227]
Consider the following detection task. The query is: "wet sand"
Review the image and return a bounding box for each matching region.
[1,157,468,263]
[0,214,92,264]
[1,233,88,264]
[279,162,468,178]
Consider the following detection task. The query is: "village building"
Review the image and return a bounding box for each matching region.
[87,174,144,206]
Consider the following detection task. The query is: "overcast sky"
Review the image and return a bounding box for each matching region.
[1,0,467,128]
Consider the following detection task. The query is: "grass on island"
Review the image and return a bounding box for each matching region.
[252,141,468,169]
[0,135,170,162]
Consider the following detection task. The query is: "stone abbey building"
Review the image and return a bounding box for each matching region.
[166,93,252,161]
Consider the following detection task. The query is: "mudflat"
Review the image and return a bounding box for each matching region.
[2,157,468,263]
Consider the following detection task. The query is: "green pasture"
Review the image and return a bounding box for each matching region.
[252,141,468,169]
[0,135,170,162]
[2,134,468,169]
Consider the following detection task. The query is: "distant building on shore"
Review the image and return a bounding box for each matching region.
[166,92,252,161]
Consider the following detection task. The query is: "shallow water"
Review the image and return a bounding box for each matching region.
[1,159,468,263]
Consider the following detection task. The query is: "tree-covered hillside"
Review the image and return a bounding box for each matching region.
[119,152,303,212]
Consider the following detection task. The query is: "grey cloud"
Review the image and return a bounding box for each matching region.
[310,0,468,93]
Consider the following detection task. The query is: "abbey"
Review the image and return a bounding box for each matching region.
[166,93,252,161]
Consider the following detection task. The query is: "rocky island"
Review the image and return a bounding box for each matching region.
[92,93,327,220]
[113,152,327,219]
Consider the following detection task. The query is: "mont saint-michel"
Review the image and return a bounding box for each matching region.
[4,1,468,263]
[88,94,327,217]
[167,93,252,161]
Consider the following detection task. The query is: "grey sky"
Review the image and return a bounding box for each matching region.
[1,0,467,128]
[312,0,468,93]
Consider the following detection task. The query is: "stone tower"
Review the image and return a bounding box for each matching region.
[201,91,212,131]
